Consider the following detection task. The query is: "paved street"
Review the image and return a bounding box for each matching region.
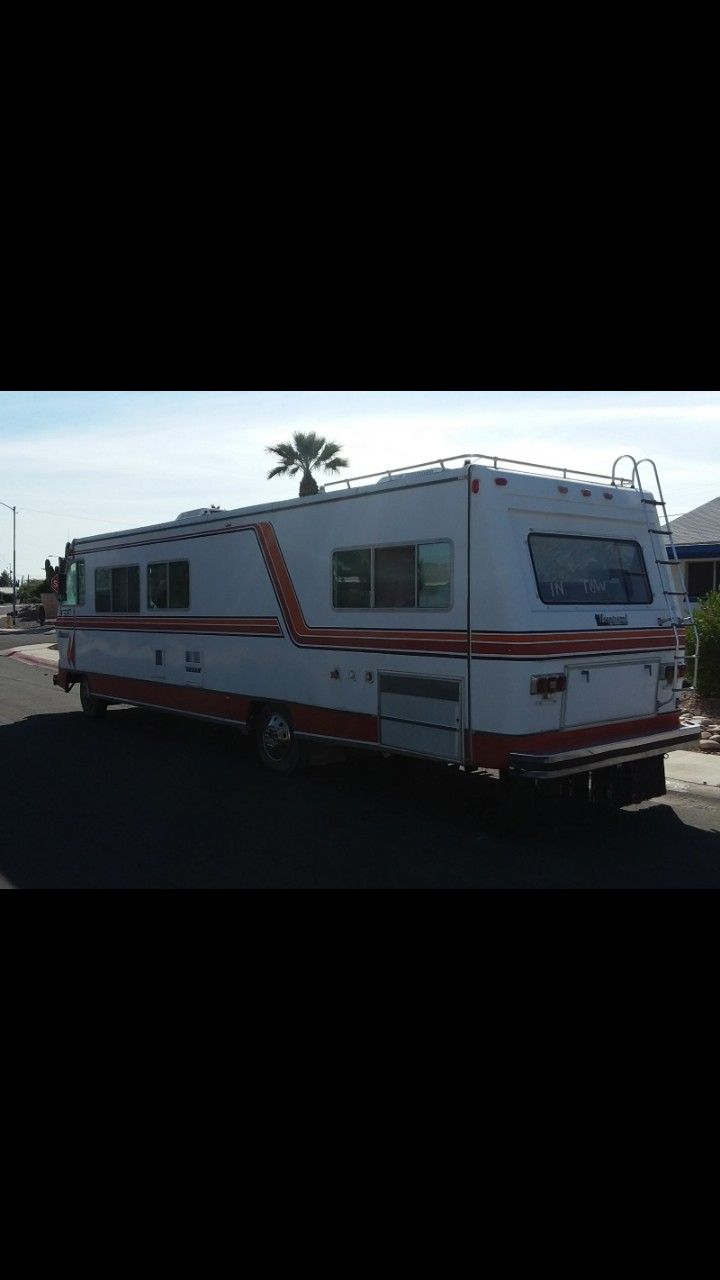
[1,651,719,889]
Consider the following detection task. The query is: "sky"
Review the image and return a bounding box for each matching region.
[0,389,719,579]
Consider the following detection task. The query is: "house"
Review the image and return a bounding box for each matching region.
[669,497,720,601]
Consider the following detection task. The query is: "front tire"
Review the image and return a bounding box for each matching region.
[80,677,107,719]
[256,705,299,774]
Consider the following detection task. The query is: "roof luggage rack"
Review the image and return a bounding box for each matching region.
[321,453,637,491]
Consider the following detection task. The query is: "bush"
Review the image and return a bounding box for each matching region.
[17,579,45,604]
[686,590,720,697]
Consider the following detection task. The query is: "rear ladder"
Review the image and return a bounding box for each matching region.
[611,454,700,692]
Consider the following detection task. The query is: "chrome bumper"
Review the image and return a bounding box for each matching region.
[508,725,702,779]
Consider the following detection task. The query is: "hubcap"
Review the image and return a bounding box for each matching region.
[262,712,292,761]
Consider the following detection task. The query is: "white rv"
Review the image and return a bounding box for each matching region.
[53,452,700,807]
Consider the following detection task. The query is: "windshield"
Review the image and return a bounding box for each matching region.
[529,534,652,605]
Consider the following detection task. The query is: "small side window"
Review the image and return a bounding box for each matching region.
[95,567,111,612]
[374,545,415,608]
[418,542,452,608]
[333,549,371,608]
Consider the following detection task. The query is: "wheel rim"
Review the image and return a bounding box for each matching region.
[261,712,293,762]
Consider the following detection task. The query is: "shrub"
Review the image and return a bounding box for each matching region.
[17,578,45,604]
[686,590,720,697]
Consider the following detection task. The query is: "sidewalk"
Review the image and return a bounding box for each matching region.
[2,641,60,669]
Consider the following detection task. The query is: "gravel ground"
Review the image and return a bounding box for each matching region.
[680,694,720,752]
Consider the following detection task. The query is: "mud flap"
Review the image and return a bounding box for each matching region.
[588,754,666,809]
[498,753,667,821]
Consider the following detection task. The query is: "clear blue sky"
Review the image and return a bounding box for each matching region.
[1,390,719,578]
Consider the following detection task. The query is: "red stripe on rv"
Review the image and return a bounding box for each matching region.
[64,520,686,658]
[83,674,379,743]
[470,712,682,770]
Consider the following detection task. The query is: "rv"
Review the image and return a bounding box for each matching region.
[53,452,701,807]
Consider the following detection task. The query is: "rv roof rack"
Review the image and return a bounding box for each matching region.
[321,453,637,491]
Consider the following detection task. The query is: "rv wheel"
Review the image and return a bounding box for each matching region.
[79,677,107,719]
[256,706,299,774]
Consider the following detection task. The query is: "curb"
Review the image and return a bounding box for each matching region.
[2,647,59,669]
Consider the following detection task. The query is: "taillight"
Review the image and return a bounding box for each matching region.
[665,663,687,684]
[530,674,567,696]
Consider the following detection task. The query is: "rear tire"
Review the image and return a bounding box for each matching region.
[256,705,299,774]
[80,677,107,719]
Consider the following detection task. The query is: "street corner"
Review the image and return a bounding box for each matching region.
[2,643,59,669]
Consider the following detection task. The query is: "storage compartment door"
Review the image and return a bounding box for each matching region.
[379,673,462,760]
[564,661,660,728]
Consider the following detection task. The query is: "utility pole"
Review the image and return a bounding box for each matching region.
[0,502,16,621]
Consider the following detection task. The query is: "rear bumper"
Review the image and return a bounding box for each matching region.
[507,725,702,779]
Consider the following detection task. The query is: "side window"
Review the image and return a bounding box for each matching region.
[64,560,85,606]
[95,568,111,612]
[333,549,371,607]
[374,546,416,608]
[148,561,190,609]
[332,542,453,609]
[418,542,452,608]
[95,566,140,613]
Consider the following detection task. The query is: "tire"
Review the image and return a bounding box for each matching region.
[80,677,107,719]
[256,705,299,774]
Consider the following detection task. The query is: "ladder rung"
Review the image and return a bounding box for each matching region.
[649,528,673,534]
[663,591,688,596]
[642,498,664,506]
[656,559,678,565]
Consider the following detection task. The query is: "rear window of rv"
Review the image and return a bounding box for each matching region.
[333,542,452,609]
[528,535,652,605]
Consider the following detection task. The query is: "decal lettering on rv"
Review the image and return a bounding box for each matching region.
[594,613,629,627]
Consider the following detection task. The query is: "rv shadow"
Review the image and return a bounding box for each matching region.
[1,705,719,889]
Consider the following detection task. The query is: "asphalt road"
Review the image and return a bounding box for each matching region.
[0,622,55,651]
[1,655,719,889]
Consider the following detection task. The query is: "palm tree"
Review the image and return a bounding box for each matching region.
[266,431,349,497]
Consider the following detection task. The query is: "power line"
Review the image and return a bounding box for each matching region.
[16,505,127,524]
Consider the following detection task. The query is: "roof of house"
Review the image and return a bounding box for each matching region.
[670,496,720,547]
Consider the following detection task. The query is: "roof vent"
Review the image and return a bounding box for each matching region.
[175,508,225,523]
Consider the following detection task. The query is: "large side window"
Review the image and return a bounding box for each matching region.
[333,542,452,609]
[529,535,653,605]
[95,566,140,613]
[148,560,190,609]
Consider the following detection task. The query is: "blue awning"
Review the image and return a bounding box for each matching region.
[674,544,720,559]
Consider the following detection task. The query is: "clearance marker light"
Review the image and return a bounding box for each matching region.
[581,489,592,497]
[558,485,569,494]
[603,492,613,500]
[494,478,508,486]
[472,479,480,494]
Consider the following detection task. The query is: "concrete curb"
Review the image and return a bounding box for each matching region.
[2,644,59,669]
